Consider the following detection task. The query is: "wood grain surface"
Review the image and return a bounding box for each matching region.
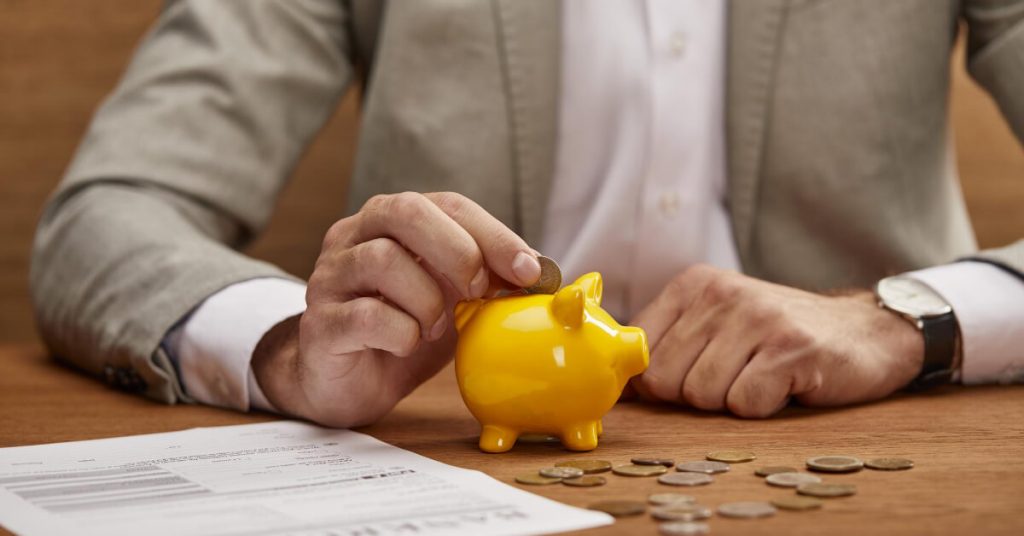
[2,344,1022,536]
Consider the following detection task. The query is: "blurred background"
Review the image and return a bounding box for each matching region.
[1,1,1022,344]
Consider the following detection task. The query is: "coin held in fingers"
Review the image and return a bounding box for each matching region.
[525,255,562,294]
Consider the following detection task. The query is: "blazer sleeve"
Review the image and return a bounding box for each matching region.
[961,0,1024,276]
[29,0,353,403]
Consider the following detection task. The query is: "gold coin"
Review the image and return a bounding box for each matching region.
[806,455,864,473]
[526,255,562,294]
[755,465,798,477]
[539,466,584,479]
[865,457,914,471]
[771,496,824,511]
[717,501,777,519]
[587,500,646,517]
[796,482,857,498]
[563,475,607,487]
[515,473,561,485]
[556,459,613,474]
[676,461,730,474]
[706,450,757,463]
[648,493,697,506]
[632,457,676,467]
[650,504,712,521]
[612,464,669,477]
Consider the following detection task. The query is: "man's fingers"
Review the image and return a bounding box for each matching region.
[681,328,757,411]
[349,192,488,297]
[636,316,709,403]
[630,264,720,348]
[725,352,794,418]
[424,192,540,288]
[312,238,448,341]
[303,298,420,358]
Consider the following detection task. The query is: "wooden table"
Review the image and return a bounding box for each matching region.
[2,343,1023,535]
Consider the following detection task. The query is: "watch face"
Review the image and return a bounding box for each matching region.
[876,277,952,318]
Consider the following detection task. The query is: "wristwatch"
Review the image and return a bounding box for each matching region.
[874,275,961,390]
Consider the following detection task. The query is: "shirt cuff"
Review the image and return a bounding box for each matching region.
[164,278,307,412]
[907,261,1024,385]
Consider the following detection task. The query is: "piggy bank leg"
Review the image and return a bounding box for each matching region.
[597,420,604,438]
[479,424,519,453]
[561,421,600,451]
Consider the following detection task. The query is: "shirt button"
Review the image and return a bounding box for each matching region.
[658,192,680,217]
[669,31,687,58]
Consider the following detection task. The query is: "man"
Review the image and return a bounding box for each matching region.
[31,1,1024,428]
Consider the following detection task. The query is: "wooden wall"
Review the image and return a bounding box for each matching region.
[1,1,1022,343]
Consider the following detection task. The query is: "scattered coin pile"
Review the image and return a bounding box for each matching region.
[513,451,915,534]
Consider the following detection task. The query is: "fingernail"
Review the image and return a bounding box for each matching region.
[429,314,447,341]
[512,251,541,286]
[469,266,489,297]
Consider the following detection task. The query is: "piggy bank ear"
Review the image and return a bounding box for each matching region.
[573,272,603,304]
[551,286,585,329]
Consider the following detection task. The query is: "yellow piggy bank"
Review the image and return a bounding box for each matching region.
[454,272,649,453]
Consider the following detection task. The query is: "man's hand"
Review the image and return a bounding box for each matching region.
[630,265,925,418]
[252,192,541,428]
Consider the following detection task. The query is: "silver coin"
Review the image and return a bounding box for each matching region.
[658,472,713,487]
[717,501,777,519]
[650,504,712,522]
[539,466,584,479]
[806,455,864,473]
[765,472,823,488]
[659,521,710,536]
[676,460,730,474]
[648,493,697,506]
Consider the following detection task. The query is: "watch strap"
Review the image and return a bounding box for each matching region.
[908,312,958,391]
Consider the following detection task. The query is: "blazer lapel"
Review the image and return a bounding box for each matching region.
[726,0,788,265]
[493,0,561,245]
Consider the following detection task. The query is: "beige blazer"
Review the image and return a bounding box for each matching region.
[31,0,1024,403]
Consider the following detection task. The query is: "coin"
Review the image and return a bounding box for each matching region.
[806,455,864,473]
[613,464,668,477]
[797,482,857,498]
[515,473,561,485]
[587,500,646,517]
[771,496,824,511]
[556,459,613,474]
[650,504,712,522]
[676,461,730,474]
[755,465,798,477]
[707,450,756,463]
[658,472,713,487]
[526,255,562,294]
[659,521,710,536]
[765,472,823,488]
[866,457,914,471]
[633,457,676,467]
[648,493,697,506]
[717,501,777,519]
[563,475,607,487]
[539,467,584,479]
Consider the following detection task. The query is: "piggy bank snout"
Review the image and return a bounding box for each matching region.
[615,326,649,379]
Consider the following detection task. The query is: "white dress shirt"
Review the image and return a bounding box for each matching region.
[166,0,1024,412]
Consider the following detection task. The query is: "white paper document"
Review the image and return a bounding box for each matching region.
[0,421,611,536]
